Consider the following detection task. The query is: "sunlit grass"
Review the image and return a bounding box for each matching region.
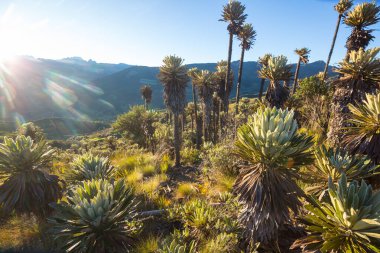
[134,235,160,253]
[159,153,172,174]
[126,170,144,185]
[141,164,156,177]
[139,174,168,199]
[175,182,198,199]
[0,215,40,249]
[153,195,171,209]
[200,174,236,198]
[112,150,158,178]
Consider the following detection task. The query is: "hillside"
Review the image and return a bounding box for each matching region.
[0,56,333,122]
[93,60,334,116]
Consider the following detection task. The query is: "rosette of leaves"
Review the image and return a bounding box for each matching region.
[344,92,380,163]
[306,145,379,198]
[49,179,141,253]
[67,153,115,182]
[292,174,380,252]
[0,135,61,216]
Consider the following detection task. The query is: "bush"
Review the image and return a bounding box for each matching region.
[16,122,45,142]
[181,147,201,166]
[292,76,331,140]
[158,230,197,253]
[293,76,329,100]
[202,142,239,177]
[112,105,159,149]
[159,153,172,174]
[134,235,160,253]
[112,150,157,178]
[201,232,239,253]
[168,199,240,243]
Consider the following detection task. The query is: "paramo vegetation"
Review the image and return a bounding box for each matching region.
[1,0,380,253]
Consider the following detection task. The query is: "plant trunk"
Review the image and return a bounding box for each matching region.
[192,83,201,149]
[327,79,377,146]
[292,58,301,94]
[190,112,194,131]
[203,100,212,142]
[224,32,234,114]
[259,78,265,100]
[173,113,181,167]
[144,99,147,110]
[235,47,245,115]
[267,81,289,108]
[181,114,185,132]
[214,100,220,142]
[323,14,342,81]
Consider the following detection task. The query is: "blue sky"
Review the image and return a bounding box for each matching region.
[0,0,378,66]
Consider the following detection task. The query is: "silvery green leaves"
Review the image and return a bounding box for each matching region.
[306,145,379,198]
[235,106,313,168]
[0,135,61,216]
[49,179,141,253]
[67,153,115,183]
[344,92,380,163]
[293,175,380,252]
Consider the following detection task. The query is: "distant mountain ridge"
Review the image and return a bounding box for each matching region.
[93,60,334,118]
[0,56,333,121]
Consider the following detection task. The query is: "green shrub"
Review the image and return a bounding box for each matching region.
[201,232,239,253]
[159,153,172,174]
[17,122,45,142]
[158,229,197,253]
[139,174,167,199]
[134,235,160,253]
[293,76,329,100]
[292,76,331,140]
[112,151,157,178]
[112,105,159,149]
[202,142,240,177]
[181,147,201,166]
[153,121,173,153]
[169,199,240,241]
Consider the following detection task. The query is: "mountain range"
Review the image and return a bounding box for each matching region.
[0,56,333,121]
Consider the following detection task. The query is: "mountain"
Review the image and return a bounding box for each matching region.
[0,56,130,121]
[0,56,333,122]
[93,60,334,117]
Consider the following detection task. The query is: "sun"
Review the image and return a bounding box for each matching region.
[0,4,47,62]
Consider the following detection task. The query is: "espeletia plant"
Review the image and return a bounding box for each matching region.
[234,106,314,249]
[293,174,380,252]
[48,179,141,253]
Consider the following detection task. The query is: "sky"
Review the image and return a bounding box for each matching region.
[0,0,378,66]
